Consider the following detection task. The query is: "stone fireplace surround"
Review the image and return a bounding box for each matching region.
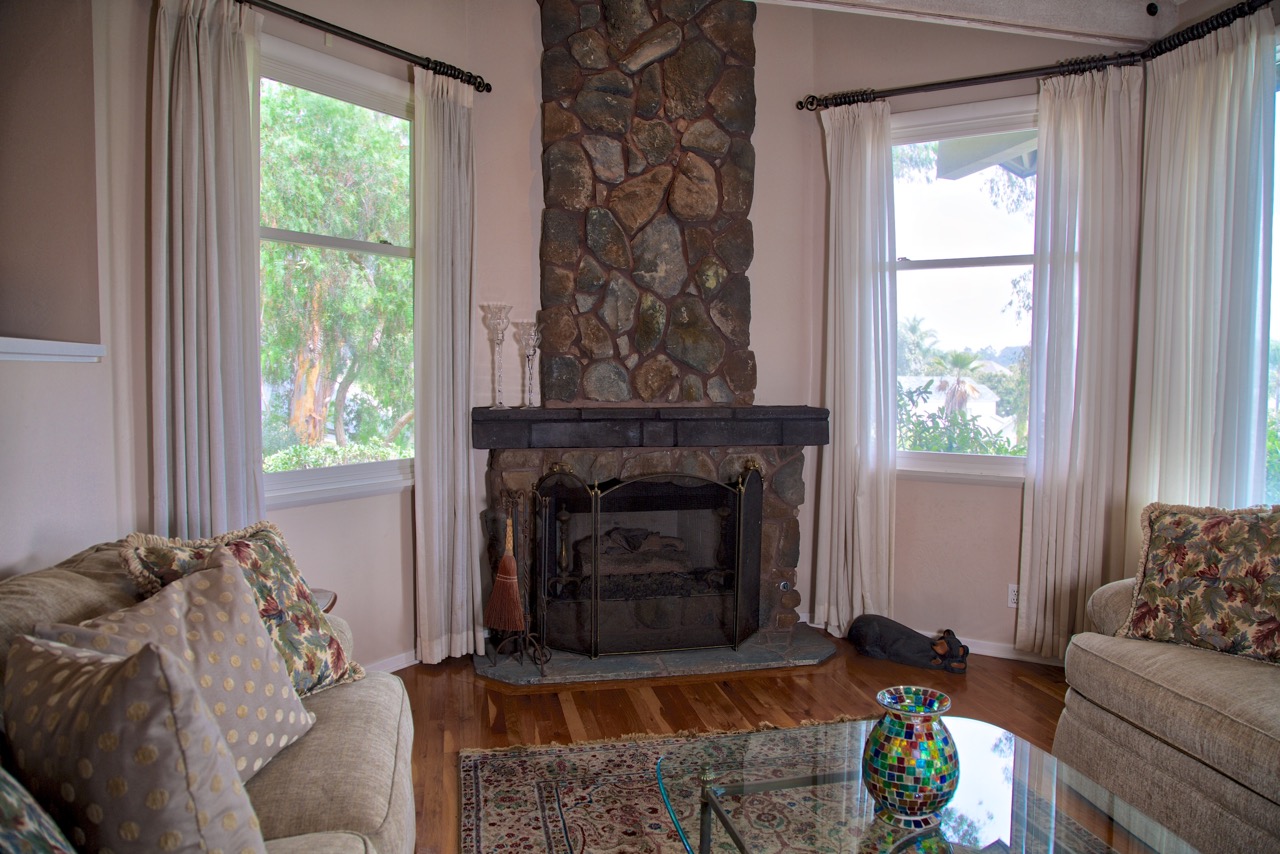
[473,405,829,635]
[475,2,830,669]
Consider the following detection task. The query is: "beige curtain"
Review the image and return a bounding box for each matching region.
[1127,10,1276,543]
[813,102,897,635]
[149,0,264,539]
[1016,66,1144,659]
[412,68,483,663]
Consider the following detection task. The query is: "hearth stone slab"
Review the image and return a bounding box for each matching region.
[472,622,836,686]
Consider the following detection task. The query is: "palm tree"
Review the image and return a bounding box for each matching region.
[931,351,983,416]
[898,316,940,375]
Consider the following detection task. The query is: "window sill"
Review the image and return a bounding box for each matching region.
[265,458,414,511]
[896,451,1025,486]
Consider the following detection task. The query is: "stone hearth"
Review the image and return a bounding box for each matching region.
[474,622,836,685]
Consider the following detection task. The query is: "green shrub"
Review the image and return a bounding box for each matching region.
[897,381,1025,457]
[263,440,410,473]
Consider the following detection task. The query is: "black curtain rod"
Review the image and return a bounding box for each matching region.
[797,0,1272,110]
[236,0,492,93]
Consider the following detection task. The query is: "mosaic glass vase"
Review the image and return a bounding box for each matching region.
[861,685,959,830]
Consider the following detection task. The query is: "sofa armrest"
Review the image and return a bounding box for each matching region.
[1088,578,1136,635]
[327,614,355,661]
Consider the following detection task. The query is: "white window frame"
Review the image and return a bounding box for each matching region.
[891,95,1037,484]
[258,35,416,509]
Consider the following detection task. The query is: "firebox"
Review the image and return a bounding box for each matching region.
[533,466,762,657]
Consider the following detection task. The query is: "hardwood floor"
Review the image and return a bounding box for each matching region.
[396,637,1067,854]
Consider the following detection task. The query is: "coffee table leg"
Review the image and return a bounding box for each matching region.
[699,771,714,854]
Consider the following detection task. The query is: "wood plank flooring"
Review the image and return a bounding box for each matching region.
[395,637,1068,854]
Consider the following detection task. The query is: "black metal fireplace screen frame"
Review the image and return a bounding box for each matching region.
[533,465,763,658]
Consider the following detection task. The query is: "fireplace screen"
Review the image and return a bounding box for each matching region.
[533,468,762,657]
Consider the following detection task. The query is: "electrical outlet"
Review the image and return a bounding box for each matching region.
[1008,584,1019,609]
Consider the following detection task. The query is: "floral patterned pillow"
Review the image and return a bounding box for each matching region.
[0,765,74,854]
[121,521,364,695]
[1121,502,1280,663]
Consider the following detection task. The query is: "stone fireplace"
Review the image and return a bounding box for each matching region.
[474,407,828,647]
[470,1,827,667]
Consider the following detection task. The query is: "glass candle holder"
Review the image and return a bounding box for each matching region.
[512,320,541,408]
[480,303,512,409]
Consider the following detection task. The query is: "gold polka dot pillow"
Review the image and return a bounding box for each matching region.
[36,558,315,781]
[122,522,363,696]
[2,635,266,854]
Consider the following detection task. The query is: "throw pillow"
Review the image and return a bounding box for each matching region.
[36,560,315,781]
[121,521,363,695]
[3,635,266,854]
[0,765,74,854]
[1121,502,1280,663]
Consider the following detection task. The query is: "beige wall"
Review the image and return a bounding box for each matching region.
[2,0,1122,666]
[0,0,100,344]
[0,0,150,575]
[270,492,416,670]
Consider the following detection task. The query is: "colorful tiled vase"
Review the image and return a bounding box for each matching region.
[861,685,959,829]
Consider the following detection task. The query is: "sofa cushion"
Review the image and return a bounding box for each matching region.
[1121,502,1280,663]
[1064,632,1280,803]
[0,542,139,689]
[3,635,266,853]
[36,558,314,782]
[264,832,377,854]
[246,672,414,854]
[0,764,75,853]
[122,522,364,696]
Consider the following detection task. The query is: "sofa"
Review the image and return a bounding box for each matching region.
[1054,505,1280,854]
[0,535,416,854]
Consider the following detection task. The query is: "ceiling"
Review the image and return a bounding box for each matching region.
[756,0,1202,48]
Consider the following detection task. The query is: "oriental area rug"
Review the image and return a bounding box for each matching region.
[458,719,1121,854]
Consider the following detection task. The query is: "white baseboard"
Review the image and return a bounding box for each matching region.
[364,650,419,673]
[955,637,1062,666]
[800,614,1063,667]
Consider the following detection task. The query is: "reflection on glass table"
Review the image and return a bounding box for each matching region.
[656,716,1197,854]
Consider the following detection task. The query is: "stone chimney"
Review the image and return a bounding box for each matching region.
[537,0,757,406]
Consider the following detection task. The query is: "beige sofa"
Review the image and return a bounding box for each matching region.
[0,541,416,854]
[1054,577,1280,854]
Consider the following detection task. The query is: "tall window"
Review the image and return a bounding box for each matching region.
[893,100,1037,469]
[258,41,414,480]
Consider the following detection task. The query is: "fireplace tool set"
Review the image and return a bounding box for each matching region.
[483,490,550,674]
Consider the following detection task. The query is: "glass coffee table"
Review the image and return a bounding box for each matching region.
[656,717,1196,854]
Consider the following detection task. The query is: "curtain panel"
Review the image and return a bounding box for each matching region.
[1017,66,1144,659]
[813,102,897,635]
[412,68,484,664]
[149,0,264,539]
[1128,10,1276,541]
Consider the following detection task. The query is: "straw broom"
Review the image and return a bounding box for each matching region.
[484,516,525,632]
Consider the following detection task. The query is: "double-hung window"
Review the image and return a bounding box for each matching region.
[257,37,415,507]
[892,96,1038,480]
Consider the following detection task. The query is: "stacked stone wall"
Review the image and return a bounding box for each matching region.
[537,0,758,406]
